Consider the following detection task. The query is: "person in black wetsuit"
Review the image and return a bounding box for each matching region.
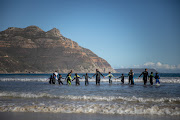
[116,74,125,84]
[92,69,105,85]
[149,72,154,85]
[120,74,125,84]
[128,69,134,85]
[72,73,81,85]
[52,73,56,84]
[82,73,91,86]
[58,74,64,85]
[138,68,149,85]
[49,75,53,84]
[65,70,73,85]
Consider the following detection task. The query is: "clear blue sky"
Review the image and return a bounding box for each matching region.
[1,0,180,70]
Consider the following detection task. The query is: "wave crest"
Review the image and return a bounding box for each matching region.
[0,92,179,103]
[0,103,179,115]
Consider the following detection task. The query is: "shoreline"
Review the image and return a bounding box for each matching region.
[0,112,179,120]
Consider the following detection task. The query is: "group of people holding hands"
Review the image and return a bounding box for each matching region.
[49,68,160,86]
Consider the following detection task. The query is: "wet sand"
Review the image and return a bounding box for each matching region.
[0,112,179,120]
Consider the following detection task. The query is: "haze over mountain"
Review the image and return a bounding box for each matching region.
[0,26,115,73]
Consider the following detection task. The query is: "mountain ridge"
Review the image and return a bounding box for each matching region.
[0,26,115,73]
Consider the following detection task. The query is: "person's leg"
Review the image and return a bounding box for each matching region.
[49,79,51,84]
[53,78,56,84]
[131,79,134,85]
[98,78,100,85]
[143,79,146,85]
[68,80,71,85]
[150,80,152,85]
[132,79,134,85]
[60,81,63,85]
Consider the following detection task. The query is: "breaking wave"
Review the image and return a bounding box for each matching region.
[0,92,179,103]
[0,77,180,83]
[0,103,179,115]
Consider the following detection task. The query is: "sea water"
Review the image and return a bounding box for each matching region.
[0,73,179,116]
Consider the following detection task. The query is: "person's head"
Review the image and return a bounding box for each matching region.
[75,73,77,76]
[122,73,124,75]
[151,72,153,74]
[130,69,133,72]
[86,73,88,75]
[70,70,73,73]
[96,69,99,72]
[55,70,57,72]
[145,68,147,71]
[59,74,62,77]
[50,75,52,77]
[156,72,158,75]
[109,72,111,74]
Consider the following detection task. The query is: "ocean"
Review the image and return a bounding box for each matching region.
[0,73,180,119]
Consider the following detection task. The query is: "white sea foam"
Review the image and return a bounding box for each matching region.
[0,103,179,115]
[0,78,47,82]
[0,77,180,83]
[0,92,179,103]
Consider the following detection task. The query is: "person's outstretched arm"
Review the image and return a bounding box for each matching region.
[138,72,143,78]
[92,73,97,78]
[100,72,105,78]
[65,73,70,79]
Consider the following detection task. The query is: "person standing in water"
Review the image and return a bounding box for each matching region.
[128,69,134,85]
[67,73,72,85]
[58,74,64,85]
[82,73,91,86]
[65,70,73,85]
[117,73,125,84]
[155,72,160,85]
[72,73,81,86]
[149,72,154,85]
[52,73,56,84]
[138,68,149,85]
[49,75,53,84]
[54,70,58,80]
[52,71,58,84]
[106,72,114,84]
[92,69,105,85]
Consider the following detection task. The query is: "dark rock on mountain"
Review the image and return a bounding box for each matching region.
[0,26,115,73]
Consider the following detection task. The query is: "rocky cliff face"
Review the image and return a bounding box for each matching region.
[0,26,115,73]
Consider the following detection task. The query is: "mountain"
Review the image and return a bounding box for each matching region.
[115,68,158,73]
[0,26,115,73]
